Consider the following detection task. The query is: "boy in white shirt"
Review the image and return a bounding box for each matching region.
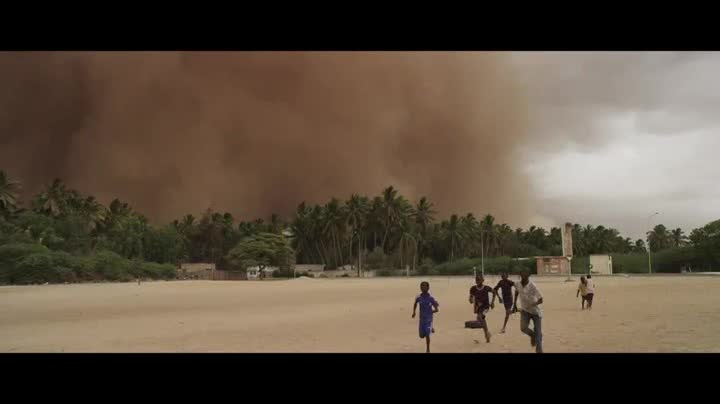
[513,271,544,353]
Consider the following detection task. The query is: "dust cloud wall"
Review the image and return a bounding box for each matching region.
[0,52,532,223]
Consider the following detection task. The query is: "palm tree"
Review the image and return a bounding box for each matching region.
[414,197,436,262]
[634,239,646,253]
[397,216,417,272]
[81,196,108,232]
[647,224,671,252]
[269,213,283,234]
[380,186,401,252]
[444,214,463,262]
[480,214,497,257]
[322,198,346,268]
[345,194,369,275]
[460,213,479,257]
[34,178,69,217]
[671,228,687,248]
[496,224,513,256]
[0,170,21,217]
[572,224,585,256]
[291,202,324,265]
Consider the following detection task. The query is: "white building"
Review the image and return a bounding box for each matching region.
[589,255,613,275]
[246,266,279,279]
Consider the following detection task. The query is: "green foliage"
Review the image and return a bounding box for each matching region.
[92,250,133,281]
[0,170,21,218]
[418,257,435,275]
[2,172,719,283]
[0,245,95,284]
[364,247,387,270]
[689,219,720,270]
[0,243,50,283]
[143,225,184,265]
[137,261,177,280]
[225,232,295,273]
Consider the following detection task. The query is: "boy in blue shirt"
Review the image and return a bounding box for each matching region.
[412,281,439,353]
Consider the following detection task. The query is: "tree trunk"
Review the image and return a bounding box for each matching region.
[413,239,418,272]
[314,242,325,265]
[451,235,455,262]
[319,239,330,267]
[399,238,404,271]
[382,227,390,253]
[333,230,342,268]
[349,232,354,272]
[357,233,362,277]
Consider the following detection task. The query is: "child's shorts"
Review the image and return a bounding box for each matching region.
[419,318,433,338]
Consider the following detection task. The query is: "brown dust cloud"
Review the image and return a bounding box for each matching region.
[0,52,533,224]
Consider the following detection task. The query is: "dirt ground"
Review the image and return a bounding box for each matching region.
[1,276,719,353]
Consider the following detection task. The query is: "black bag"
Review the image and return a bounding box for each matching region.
[464,320,484,329]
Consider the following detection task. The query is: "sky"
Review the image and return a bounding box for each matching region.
[0,51,717,238]
[513,52,720,239]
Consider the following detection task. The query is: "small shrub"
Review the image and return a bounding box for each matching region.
[365,248,387,270]
[91,250,133,282]
[139,261,177,280]
[418,257,435,275]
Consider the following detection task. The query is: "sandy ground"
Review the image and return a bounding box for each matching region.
[1,276,719,353]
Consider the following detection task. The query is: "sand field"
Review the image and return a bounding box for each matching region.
[1,276,719,353]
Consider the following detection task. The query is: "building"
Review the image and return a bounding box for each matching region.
[535,256,571,276]
[246,266,280,279]
[535,222,574,276]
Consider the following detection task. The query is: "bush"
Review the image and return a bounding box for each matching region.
[138,261,177,280]
[91,250,133,282]
[13,252,65,284]
[418,258,435,275]
[0,243,51,284]
[4,250,86,285]
[341,273,350,278]
[376,269,394,277]
[364,248,387,270]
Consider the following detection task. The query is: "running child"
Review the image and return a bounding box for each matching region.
[492,271,516,333]
[577,276,588,310]
[412,281,439,353]
[585,275,595,310]
[469,274,494,343]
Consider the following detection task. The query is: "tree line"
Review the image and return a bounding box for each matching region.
[1,171,719,283]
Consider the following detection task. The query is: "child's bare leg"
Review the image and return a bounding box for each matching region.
[426,336,431,353]
[502,313,510,332]
[483,324,491,343]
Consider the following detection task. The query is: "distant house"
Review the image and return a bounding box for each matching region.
[246,266,279,279]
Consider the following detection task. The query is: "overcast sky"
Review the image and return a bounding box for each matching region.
[512,52,720,239]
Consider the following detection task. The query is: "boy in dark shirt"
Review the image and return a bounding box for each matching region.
[492,271,516,334]
[412,281,439,353]
[469,275,494,343]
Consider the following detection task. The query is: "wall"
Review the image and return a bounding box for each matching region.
[536,257,571,275]
[589,255,613,275]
